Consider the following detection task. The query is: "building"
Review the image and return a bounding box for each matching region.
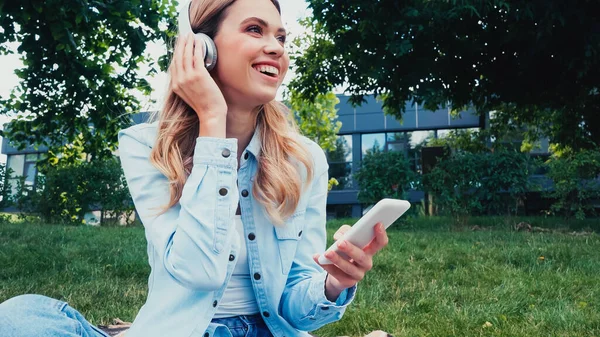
[324,95,483,218]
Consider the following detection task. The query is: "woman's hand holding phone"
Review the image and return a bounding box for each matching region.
[170,32,227,138]
[312,223,389,302]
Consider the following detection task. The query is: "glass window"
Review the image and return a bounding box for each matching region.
[7,154,25,176]
[361,133,385,158]
[327,135,352,163]
[529,138,550,154]
[409,131,435,148]
[24,162,36,186]
[437,129,452,139]
[387,142,407,152]
[25,153,38,162]
[328,163,352,190]
[386,132,407,153]
[386,132,406,142]
[407,131,435,173]
[326,135,354,190]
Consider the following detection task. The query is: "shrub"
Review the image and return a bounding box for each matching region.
[423,150,536,219]
[12,157,134,225]
[0,163,13,209]
[545,149,600,219]
[354,147,417,205]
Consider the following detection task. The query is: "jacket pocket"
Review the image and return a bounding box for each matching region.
[274,212,305,275]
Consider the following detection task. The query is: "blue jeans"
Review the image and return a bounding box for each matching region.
[0,294,274,337]
[0,294,109,337]
[210,314,273,337]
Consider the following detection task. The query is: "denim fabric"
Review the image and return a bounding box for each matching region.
[210,315,273,337]
[0,294,108,337]
[117,122,356,337]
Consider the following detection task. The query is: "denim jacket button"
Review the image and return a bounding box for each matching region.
[241,190,249,198]
[253,273,261,280]
[229,254,235,261]
[244,152,249,160]
[204,333,209,337]
[248,233,255,241]
[298,230,303,237]
[263,311,270,318]
[212,300,218,307]
[221,149,231,158]
[219,188,228,196]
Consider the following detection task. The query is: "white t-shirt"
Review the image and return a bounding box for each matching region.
[213,215,259,318]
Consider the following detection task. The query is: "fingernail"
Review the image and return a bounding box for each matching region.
[338,240,347,248]
[325,251,334,258]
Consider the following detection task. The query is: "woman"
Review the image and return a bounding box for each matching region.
[0,0,389,336]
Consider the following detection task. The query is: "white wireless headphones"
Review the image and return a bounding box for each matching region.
[178,0,218,71]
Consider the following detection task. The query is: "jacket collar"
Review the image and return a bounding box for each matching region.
[245,127,262,160]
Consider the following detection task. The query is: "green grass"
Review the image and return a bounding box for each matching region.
[1,217,600,336]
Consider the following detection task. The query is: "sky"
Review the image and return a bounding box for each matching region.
[0,0,312,163]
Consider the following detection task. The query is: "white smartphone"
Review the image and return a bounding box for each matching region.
[318,198,410,265]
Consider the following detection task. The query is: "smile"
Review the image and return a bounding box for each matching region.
[252,65,279,78]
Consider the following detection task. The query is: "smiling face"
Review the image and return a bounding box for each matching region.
[211,0,288,110]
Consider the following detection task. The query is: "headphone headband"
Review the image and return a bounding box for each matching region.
[178,0,193,36]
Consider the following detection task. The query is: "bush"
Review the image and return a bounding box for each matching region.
[423,150,536,219]
[0,163,13,209]
[354,147,417,205]
[12,157,134,225]
[545,149,600,220]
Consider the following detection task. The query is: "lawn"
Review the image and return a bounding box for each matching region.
[1,217,599,336]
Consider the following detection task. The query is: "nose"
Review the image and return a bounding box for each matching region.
[263,36,284,56]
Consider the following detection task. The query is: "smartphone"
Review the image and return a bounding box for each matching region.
[318,199,410,265]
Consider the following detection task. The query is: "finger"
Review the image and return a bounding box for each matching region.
[312,254,354,282]
[183,32,195,73]
[333,225,351,241]
[169,62,178,91]
[173,35,187,76]
[193,35,206,70]
[337,240,372,271]
[364,223,389,256]
[169,39,182,84]
[322,250,364,281]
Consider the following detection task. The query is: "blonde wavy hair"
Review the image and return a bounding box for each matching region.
[149,0,313,225]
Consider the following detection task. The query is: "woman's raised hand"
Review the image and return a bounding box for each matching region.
[313,223,389,301]
[170,33,227,137]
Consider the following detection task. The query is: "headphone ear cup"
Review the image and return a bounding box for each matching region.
[196,33,218,71]
[177,1,218,71]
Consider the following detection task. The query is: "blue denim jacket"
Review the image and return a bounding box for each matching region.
[118,122,356,337]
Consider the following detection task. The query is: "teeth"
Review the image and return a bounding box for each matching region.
[253,65,279,76]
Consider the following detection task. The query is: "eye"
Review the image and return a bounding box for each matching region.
[277,35,287,44]
[247,25,262,34]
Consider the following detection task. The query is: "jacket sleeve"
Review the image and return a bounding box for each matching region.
[118,126,239,291]
[279,145,357,331]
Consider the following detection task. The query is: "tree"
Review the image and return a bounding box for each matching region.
[288,89,341,152]
[290,0,600,150]
[286,88,342,190]
[0,0,177,161]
